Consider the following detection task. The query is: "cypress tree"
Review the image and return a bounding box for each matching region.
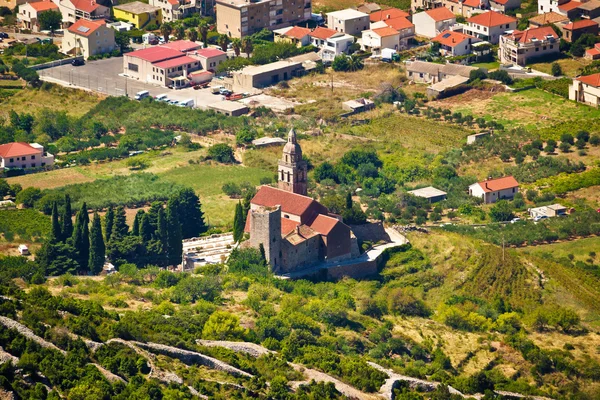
[132,210,144,236]
[62,194,73,240]
[50,202,62,243]
[173,188,207,238]
[258,243,267,265]
[166,199,182,267]
[89,212,105,275]
[346,192,353,209]
[140,213,153,243]
[233,201,244,242]
[72,202,89,273]
[156,207,167,245]
[104,206,114,243]
[112,206,128,240]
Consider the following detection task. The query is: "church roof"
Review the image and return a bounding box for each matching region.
[251,186,323,218]
[283,127,302,155]
[309,214,341,235]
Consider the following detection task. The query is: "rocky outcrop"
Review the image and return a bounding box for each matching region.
[0,346,18,365]
[290,363,379,400]
[196,340,273,358]
[0,316,66,355]
[91,363,127,384]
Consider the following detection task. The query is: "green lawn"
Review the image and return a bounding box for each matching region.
[527,57,591,78]
[159,163,272,227]
[470,61,500,71]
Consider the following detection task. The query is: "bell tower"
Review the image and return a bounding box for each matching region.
[278,128,307,196]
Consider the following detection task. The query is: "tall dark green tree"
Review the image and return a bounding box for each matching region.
[132,210,144,236]
[104,207,114,243]
[345,192,353,209]
[156,207,167,245]
[166,199,182,267]
[72,202,90,273]
[89,212,105,275]
[171,188,207,239]
[233,201,244,242]
[140,213,153,243]
[112,206,128,240]
[51,202,62,242]
[62,194,73,241]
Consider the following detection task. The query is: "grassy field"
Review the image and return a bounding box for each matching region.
[470,61,500,71]
[0,84,102,118]
[528,56,591,78]
[431,88,600,139]
[518,237,600,263]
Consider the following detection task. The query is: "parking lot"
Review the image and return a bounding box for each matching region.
[38,57,232,110]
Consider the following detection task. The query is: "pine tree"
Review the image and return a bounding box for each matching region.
[89,212,105,275]
[132,210,144,236]
[72,202,89,273]
[346,192,353,209]
[166,199,182,267]
[62,194,73,240]
[233,201,244,242]
[104,206,114,243]
[140,213,153,243]
[172,188,207,238]
[112,206,128,240]
[51,201,62,243]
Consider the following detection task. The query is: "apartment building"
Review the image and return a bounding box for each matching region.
[216,0,311,38]
[498,26,559,65]
[326,9,370,36]
[149,0,213,23]
[463,10,517,44]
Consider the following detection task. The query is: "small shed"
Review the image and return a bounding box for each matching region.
[529,204,567,218]
[342,98,375,113]
[408,186,447,203]
[467,132,491,144]
[208,101,249,117]
[252,137,287,147]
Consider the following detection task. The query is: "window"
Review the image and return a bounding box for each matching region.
[31,163,35,168]
[512,188,515,193]
[128,63,139,72]
[31,155,35,159]
[9,158,13,163]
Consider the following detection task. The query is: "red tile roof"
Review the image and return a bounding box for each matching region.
[476,176,519,192]
[309,214,340,235]
[586,47,600,56]
[153,55,198,69]
[577,72,600,87]
[284,224,319,245]
[383,16,414,31]
[194,48,226,58]
[468,10,517,27]
[29,1,59,12]
[463,0,484,7]
[67,19,105,37]
[557,1,581,11]
[424,7,455,22]
[72,0,102,13]
[127,46,183,62]
[507,26,558,43]
[369,8,409,22]
[283,26,311,39]
[492,0,510,4]
[251,186,319,218]
[281,218,300,235]
[161,40,201,52]
[372,26,400,37]
[310,27,338,40]
[563,19,598,30]
[0,142,39,158]
[433,30,475,47]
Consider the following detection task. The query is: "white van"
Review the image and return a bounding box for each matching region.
[178,99,194,108]
[18,244,29,255]
[134,90,149,100]
[155,93,169,102]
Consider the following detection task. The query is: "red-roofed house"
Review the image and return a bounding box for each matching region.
[489,0,522,12]
[309,27,355,61]
[123,41,206,87]
[569,73,600,106]
[369,7,410,22]
[443,0,487,18]
[585,42,600,60]
[469,176,519,203]
[370,17,415,48]
[538,0,582,18]
[413,8,456,38]
[62,19,115,59]
[361,26,401,53]
[54,0,110,26]
[161,39,202,52]
[0,142,54,170]
[562,19,599,42]
[274,26,312,47]
[433,30,481,56]
[245,129,357,273]
[190,47,227,71]
[499,26,559,65]
[463,10,517,44]
[18,1,59,32]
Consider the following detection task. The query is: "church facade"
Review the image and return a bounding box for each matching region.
[245,128,359,274]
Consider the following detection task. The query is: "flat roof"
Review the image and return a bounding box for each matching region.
[114,1,160,14]
[408,186,448,199]
[238,60,303,76]
[252,137,287,146]
[208,101,250,112]
[327,8,369,19]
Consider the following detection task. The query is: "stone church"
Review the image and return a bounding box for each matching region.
[245,128,359,274]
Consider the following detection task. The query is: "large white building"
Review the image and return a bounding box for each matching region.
[361,27,401,54]
[462,10,517,44]
[413,7,456,38]
[569,73,600,107]
[327,9,370,36]
[53,0,110,27]
[309,27,355,62]
[0,142,54,170]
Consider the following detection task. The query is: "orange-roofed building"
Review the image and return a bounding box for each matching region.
[432,30,481,56]
[562,19,599,42]
[413,7,456,38]
[369,7,410,22]
[274,26,312,47]
[570,73,600,107]
[361,26,401,53]
[538,0,582,19]
[469,176,519,203]
[489,0,522,12]
[499,26,559,65]
[62,19,115,59]
[370,16,415,48]
[443,0,487,18]
[17,1,59,32]
[244,128,358,273]
[464,10,517,44]
[0,142,54,170]
[53,0,110,26]
[585,43,600,60]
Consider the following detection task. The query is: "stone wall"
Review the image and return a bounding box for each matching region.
[326,260,378,280]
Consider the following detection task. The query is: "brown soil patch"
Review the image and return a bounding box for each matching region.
[429,87,498,109]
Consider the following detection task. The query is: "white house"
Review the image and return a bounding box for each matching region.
[538,0,582,18]
[432,30,481,56]
[327,9,370,36]
[490,0,522,12]
[53,0,110,27]
[309,27,354,61]
[370,16,414,50]
[0,142,54,170]
[468,176,519,204]
[361,26,400,53]
[61,19,116,59]
[18,0,59,32]
[462,10,517,44]
[569,73,600,107]
[498,26,559,66]
[413,8,456,38]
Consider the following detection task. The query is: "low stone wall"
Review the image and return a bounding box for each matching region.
[326,259,378,280]
[30,57,83,71]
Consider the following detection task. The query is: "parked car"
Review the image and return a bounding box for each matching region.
[168,99,179,105]
[510,217,521,223]
[533,215,548,222]
[177,99,194,108]
[71,58,84,66]
[219,88,232,96]
[0,32,9,39]
[155,94,169,102]
[18,244,29,255]
[134,90,150,100]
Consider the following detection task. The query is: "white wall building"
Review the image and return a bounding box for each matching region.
[498,26,559,66]
[569,73,600,107]
[309,27,354,61]
[0,142,54,169]
[361,26,400,53]
[462,10,518,44]
[432,30,481,56]
[327,9,370,36]
[468,176,519,204]
[412,7,456,38]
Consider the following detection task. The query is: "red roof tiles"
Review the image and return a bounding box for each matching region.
[0,142,39,158]
[507,26,557,43]
[127,46,183,62]
[382,16,414,31]
[283,26,311,39]
[563,19,598,30]
[309,214,340,236]
[67,19,105,37]
[433,30,475,47]
[310,27,338,40]
[577,72,600,87]
[477,176,519,192]
[251,186,323,219]
[557,0,581,11]
[369,8,409,22]
[29,1,59,12]
[154,55,198,69]
[372,27,400,37]
[424,7,455,22]
[194,48,226,58]
[72,0,102,13]
[161,40,201,52]
[468,10,517,27]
